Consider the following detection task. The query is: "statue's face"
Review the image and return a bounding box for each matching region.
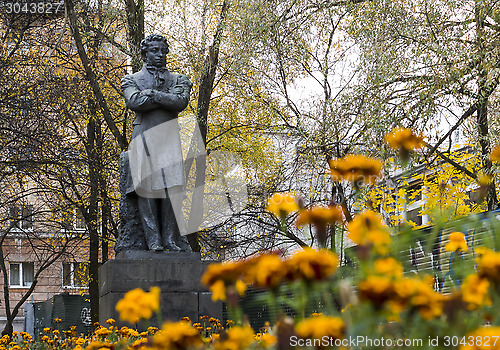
[144,41,168,67]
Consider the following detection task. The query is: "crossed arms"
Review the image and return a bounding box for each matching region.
[122,74,193,113]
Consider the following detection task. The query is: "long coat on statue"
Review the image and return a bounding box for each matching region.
[121,64,192,197]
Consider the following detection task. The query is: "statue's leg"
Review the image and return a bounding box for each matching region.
[137,196,164,251]
[160,194,182,252]
[166,186,192,252]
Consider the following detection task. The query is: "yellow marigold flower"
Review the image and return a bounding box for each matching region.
[53,318,62,323]
[311,312,323,317]
[266,192,299,218]
[358,275,395,306]
[394,276,444,320]
[209,333,220,342]
[153,321,202,350]
[490,146,500,162]
[235,279,247,296]
[329,155,382,184]
[201,261,247,302]
[214,325,255,350]
[461,274,491,310]
[95,327,110,337]
[131,338,148,349]
[147,326,159,334]
[115,286,161,324]
[181,316,191,323]
[43,328,51,333]
[459,327,500,349]
[105,318,115,325]
[210,280,227,301]
[85,341,114,350]
[244,254,287,288]
[384,128,424,151]
[52,330,60,335]
[296,205,343,229]
[445,231,468,252]
[76,338,85,346]
[374,257,403,278]
[201,261,243,286]
[347,211,391,255]
[296,316,345,341]
[260,333,277,348]
[285,248,338,282]
[476,248,500,284]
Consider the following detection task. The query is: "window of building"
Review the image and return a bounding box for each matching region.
[407,207,422,226]
[9,262,34,287]
[9,205,33,230]
[61,209,86,231]
[63,262,88,288]
[407,183,422,202]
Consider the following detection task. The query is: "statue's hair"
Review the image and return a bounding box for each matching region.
[140,34,169,61]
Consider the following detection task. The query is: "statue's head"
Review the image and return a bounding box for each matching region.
[140,34,169,67]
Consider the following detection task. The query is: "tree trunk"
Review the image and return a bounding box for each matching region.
[475,2,497,210]
[124,0,144,72]
[87,107,100,326]
[186,0,228,251]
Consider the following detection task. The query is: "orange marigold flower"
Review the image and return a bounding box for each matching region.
[85,341,114,350]
[347,211,391,255]
[53,318,62,323]
[260,333,277,348]
[153,321,203,350]
[266,192,299,218]
[245,254,287,288]
[445,231,468,252]
[490,146,500,162]
[296,316,345,341]
[329,155,382,185]
[296,206,343,229]
[201,261,243,286]
[358,275,395,306]
[374,257,403,278]
[115,287,160,324]
[461,274,491,310]
[214,325,255,350]
[384,128,424,151]
[94,327,110,337]
[285,248,338,282]
[394,276,445,320]
[201,261,246,302]
[476,248,500,284]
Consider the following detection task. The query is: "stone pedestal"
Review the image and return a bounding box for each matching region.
[99,251,222,327]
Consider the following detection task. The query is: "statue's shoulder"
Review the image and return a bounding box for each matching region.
[121,69,147,90]
[122,69,143,82]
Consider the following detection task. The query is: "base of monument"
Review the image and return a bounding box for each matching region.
[99,251,222,328]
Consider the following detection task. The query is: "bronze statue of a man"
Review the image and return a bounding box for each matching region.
[121,34,192,252]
